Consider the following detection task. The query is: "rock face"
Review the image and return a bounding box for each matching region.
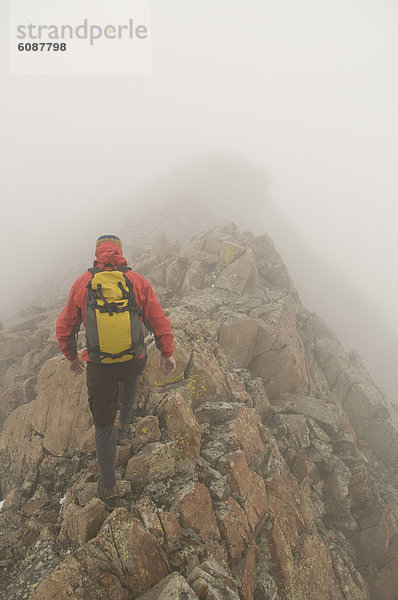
[31,356,92,456]
[1,223,398,600]
[30,509,170,600]
[0,356,92,497]
[0,310,60,430]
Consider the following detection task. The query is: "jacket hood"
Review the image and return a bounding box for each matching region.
[94,241,127,268]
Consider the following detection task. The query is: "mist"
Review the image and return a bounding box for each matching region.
[1,1,398,393]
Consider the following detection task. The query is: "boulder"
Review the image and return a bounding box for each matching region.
[200,236,223,255]
[156,391,202,460]
[219,450,267,532]
[165,258,189,294]
[216,241,246,274]
[31,356,92,457]
[1,487,22,512]
[142,341,190,389]
[135,497,165,545]
[148,259,173,287]
[250,299,309,397]
[276,393,342,435]
[232,404,266,468]
[131,415,162,453]
[158,510,182,551]
[254,233,296,293]
[62,475,100,509]
[252,346,309,398]
[218,317,275,368]
[179,244,218,265]
[58,497,106,544]
[80,425,96,454]
[21,484,49,517]
[180,260,208,294]
[240,542,260,600]
[216,496,251,560]
[136,572,197,600]
[125,442,175,489]
[30,508,171,599]
[0,402,43,496]
[195,401,240,427]
[187,559,239,600]
[215,249,261,295]
[180,350,228,409]
[179,482,221,543]
[150,233,172,260]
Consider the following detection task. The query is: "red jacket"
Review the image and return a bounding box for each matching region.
[56,241,174,362]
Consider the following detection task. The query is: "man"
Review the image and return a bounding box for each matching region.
[56,234,176,507]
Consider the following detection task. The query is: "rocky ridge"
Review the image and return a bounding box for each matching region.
[0,223,397,599]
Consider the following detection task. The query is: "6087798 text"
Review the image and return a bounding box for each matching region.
[18,42,67,51]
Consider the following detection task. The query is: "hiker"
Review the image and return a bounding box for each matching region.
[56,234,176,507]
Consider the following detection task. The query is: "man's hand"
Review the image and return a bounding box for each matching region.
[69,358,85,375]
[160,355,176,376]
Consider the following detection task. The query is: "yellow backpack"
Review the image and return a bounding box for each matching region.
[85,266,146,364]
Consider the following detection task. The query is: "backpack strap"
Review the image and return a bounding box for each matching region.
[122,272,144,319]
[122,272,163,351]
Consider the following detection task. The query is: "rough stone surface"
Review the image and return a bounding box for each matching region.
[31,356,92,456]
[142,341,190,389]
[179,482,221,543]
[250,298,310,397]
[58,497,106,544]
[158,510,182,551]
[0,222,395,600]
[136,572,197,600]
[215,248,261,295]
[216,496,251,560]
[232,404,266,468]
[220,450,268,532]
[131,415,162,453]
[181,349,229,409]
[0,402,43,496]
[218,316,275,368]
[29,509,170,600]
[125,442,175,489]
[156,391,202,460]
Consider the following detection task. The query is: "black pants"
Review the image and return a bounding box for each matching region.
[86,356,147,428]
[86,356,147,488]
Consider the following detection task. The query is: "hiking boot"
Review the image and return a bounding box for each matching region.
[98,482,120,510]
[116,425,130,446]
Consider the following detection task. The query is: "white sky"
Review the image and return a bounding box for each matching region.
[1,0,398,331]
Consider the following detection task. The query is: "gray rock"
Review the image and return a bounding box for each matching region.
[137,572,197,599]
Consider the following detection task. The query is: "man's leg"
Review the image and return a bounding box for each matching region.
[119,375,140,430]
[95,424,117,489]
[114,356,147,445]
[86,363,119,494]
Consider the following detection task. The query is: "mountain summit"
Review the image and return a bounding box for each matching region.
[0,223,397,599]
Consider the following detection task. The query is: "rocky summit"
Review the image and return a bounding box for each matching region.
[1,222,398,599]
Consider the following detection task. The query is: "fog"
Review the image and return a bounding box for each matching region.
[1,1,398,392]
